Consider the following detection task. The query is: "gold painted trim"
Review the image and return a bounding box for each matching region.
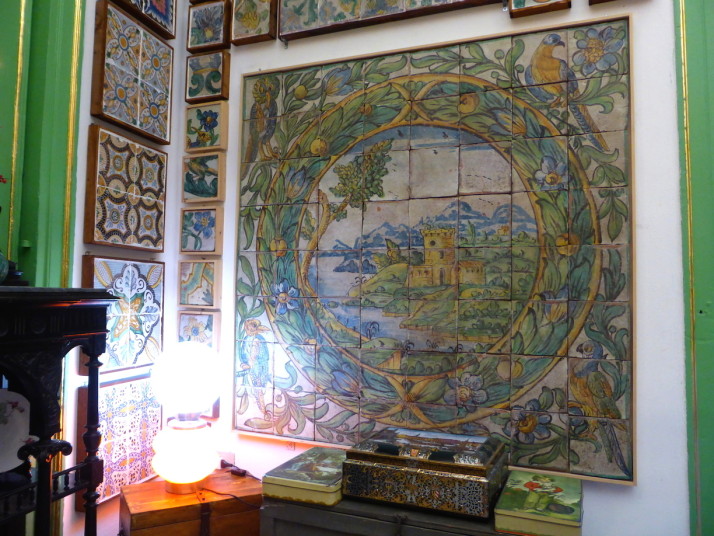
[678,1,700,534]
[8,0,28,260]
[61,0,84,287]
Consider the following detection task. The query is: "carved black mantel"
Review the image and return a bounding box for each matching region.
[0,288,117,536]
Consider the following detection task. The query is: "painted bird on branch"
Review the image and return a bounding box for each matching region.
[525,33,608,151]
[245,78,279,161]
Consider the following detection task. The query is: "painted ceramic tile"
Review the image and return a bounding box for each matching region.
[85,125,166,251]
[75,376,161,505]
[186,51,230,103]
[181,206,223,254]
[187,0,230,52]
[237,21,632,481]
[568,21,629,80]
[82,256,164,373]
[509,0,570,19]
[568,357,630,420]
[114,0,176,38]
[319,0,360,27]
[233,0,276,44]
[91,1,173,145]
[183,152,226,202]
[178,311,220,348]
[179,260,221,308]
[186,101,229,152]
[569,416,632,480]
[279,0,319,34]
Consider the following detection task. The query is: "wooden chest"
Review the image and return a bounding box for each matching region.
[120,472,262,536]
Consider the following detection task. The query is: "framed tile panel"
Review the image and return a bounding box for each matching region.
[509,0,571,18]
[186,50,231,103]
[178,311,220,348]
[185,101,229,153]
[91,0,173,145]
[84,124,166,251]
[113,0,176,39]
[183,152,226,202]
[82,255,165,374]
[180,206,224,255]
[232,0,277,45]
[179,259,222,309]
[187,0,231,53]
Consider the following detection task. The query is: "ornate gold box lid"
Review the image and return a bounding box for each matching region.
[346,427,503,475]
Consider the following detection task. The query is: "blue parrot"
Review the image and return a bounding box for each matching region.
[238,319,271,415]
[525,33,608,151]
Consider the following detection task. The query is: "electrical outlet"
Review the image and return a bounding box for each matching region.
[287,442,296,451]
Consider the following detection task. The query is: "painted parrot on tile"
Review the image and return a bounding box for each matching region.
[571,342,631,478]
[525,33,608,151]
[245,77,279,161]
[238,319,271,414]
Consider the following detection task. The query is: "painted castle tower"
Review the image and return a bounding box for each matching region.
[408,228,485,288]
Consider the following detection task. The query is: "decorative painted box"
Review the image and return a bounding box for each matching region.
[262,447,347,506]
[342,428,507,518]
[494,470,583,536]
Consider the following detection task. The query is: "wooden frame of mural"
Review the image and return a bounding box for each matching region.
[181,206,224,255]
[187,0,231,53]
[90,0,174,145]
[186,50,231,103]
[81,255,165,374]
[179,259,222,309]
[185,101,230,153]
[183,152,226,203]
[112,0,176,39]
[509,0,571,18]
[84,124,167,252]
[278,0,499,42]
[590,0,617,4]
[75,374,161,508]
[235,18,633,482]
[231,0,277,46]
[178,310,221,348]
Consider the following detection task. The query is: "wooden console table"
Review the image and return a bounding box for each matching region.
[0,288,117,536]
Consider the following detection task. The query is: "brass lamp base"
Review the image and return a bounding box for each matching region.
[164,476,209,495]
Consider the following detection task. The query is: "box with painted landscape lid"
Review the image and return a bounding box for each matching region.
[342,427,507,518]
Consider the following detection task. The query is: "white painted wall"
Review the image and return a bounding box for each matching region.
[65,0,688,534]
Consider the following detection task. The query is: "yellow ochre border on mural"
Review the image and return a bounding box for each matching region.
[8,0,27,261]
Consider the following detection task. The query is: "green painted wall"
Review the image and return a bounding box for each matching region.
[0,0,83,287]
[676,1,714,534]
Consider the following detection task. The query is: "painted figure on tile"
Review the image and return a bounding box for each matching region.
[245,77,279,161]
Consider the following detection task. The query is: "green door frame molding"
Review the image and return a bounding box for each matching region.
[2,0,84,287]
[676,1,714,534]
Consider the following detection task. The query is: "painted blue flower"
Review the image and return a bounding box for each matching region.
[534,156,567,190]
[331,364,360,397]
[285,166,311,200]
[322,66,352,97]
[505,399,552,444]
[573,26,624,77]
[445,373,488,410]
[197,109,219,132]
[569,405,588,437]
[271,279,300,315]
[192,211,215,238]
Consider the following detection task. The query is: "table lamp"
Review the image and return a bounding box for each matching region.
[150,341,220,494]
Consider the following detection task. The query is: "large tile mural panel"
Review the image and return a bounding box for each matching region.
[236,19,632,481]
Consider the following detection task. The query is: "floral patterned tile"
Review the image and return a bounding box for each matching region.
[410,146,459,198]
[282,66,322,116]
[319,0,361,28]
[240,162,276,208]
[235,386,274,434]
[315,346,359,396]
[511,356,568,413]
[321,61,366,112]
[360,0,404,20]
[274,342,316,393]
[358,400,397,437]
[458,247,512,300]
[280,0,319,34]
[509,411,569,471]
[363,53,410,90]
[460,37,513,91]
[568,301,631,361]
[459,141,512,195]
[459,89,512,143]
[274,389,316,440]
[456,353,511,409]
[314,394,361,444]
[584,187,631,245]
[569,130,629,188]
[450,409,511,441]
[567,20,629,81]
[568,245,630,302]
[513,30,569,87]
[567,75,630,137]
[511,136,569,192]
[568,357,631,419]
[511,300,568,357]
[411,99,461,148]
[569,416,633,480]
